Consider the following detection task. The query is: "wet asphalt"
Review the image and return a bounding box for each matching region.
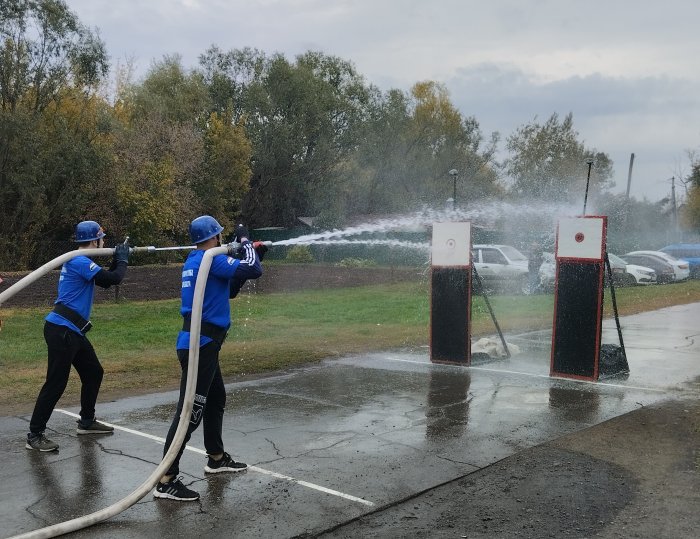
[1,303,698,538]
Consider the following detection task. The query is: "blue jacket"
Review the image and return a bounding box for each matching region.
[45,256,102,335]
[176,241,262,350]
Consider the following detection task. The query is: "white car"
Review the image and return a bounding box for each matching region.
[472,244,529,293]
[622,251,690,283]
[538,252,655,290]
[607,253,656,285]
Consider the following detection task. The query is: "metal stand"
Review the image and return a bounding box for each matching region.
[472,266,510,358]
[604,252,627,363]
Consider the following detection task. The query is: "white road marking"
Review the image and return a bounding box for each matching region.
[383,357,669,393]
[55,408,374,507]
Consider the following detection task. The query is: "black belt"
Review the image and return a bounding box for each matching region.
[52,304,92,333]
[182,315,228,345]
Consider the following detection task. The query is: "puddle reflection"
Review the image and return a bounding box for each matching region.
[548,387,600,422]
[27,436,107,520]
[425,369,472,441]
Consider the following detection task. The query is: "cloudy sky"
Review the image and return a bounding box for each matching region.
[66,0,700,202]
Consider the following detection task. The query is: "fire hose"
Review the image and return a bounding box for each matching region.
[0,242,245,538]
[0,244,196,307]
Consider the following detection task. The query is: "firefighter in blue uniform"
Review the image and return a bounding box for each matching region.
[26,221,130,452]
[155,216,264,501]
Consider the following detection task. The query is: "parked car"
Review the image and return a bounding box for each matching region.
[537,252,653,291]
[472,244,529,293]
[604,253,628,285]
[621,251,690,283]
[659,244,700,278]
[607,253,656,286]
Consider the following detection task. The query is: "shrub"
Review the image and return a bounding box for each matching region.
[336,257,377,268]
[286,244,314,263]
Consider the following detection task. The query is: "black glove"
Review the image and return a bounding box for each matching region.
[230,277,245,298]
[114,242,130,265]
[253,241,269,261]
[232,224,249,243]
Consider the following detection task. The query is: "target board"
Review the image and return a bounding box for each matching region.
[550,216,607,380]
[430,222,472,364]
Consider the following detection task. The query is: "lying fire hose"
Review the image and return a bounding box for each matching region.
[1,243,238,539]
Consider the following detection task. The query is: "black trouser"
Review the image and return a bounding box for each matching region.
[162,341,226,477]
[29,322,104,435]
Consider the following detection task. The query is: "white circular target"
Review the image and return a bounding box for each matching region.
[556,217,605,260]
[431,222,471,267]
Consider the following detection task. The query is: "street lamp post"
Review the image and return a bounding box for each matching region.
[582,158,594,215]
[449,169,458,211]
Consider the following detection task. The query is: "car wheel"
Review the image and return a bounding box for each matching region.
[623,273,637,286]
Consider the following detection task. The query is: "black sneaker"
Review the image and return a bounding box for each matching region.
[26,433,59,452]
[76,419,114,435]
[154,477,200,501]
[204,452,248,474]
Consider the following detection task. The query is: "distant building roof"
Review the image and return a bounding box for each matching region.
[297,216,316,227]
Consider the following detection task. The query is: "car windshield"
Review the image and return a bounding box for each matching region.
[500,246,527,261]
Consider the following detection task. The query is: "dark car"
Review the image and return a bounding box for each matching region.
[660,244,700,278]
[621,252,686,284]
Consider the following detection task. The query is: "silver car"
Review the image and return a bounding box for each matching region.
[472,244,529,293]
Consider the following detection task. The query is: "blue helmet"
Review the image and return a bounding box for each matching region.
[189,215,224,244]
[74,220,106,242]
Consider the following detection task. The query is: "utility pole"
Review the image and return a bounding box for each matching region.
[449,169,458,211]
[583,158,594,215]
[671,176,679,241]
[625,153,635,198]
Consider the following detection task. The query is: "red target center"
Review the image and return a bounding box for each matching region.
[574,232,585,243]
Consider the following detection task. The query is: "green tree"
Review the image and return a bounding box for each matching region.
[106,112,204,247]
[681,159,700,233]
[407,81,500,204]
[505,112,613,203]
[344,87,412,215]
[199,110,252,229]
[343,81,500,216]
[129,55,211,126]
[0,0,109,268]
[199,49,372,227]
[0,0,107,112]
[199,45,265,118]
[109,59,253,244]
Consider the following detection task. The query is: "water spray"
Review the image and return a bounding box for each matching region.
[273,239,429,250]
[270,204,582,249]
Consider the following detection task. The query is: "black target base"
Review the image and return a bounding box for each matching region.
[430,267,471,364]
[550,261,604,380]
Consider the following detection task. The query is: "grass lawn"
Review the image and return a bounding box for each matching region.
[2,279,700,413]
